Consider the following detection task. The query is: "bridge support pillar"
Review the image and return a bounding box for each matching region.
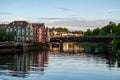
[60,40,63,52]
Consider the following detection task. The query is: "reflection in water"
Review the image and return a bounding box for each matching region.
[0,50,120,80]
[50,42,84,53]
[50,42,110,54]
[106,53,120,68]
[0,51,48,78]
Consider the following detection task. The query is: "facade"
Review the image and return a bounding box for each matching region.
[46,27,50,42]
[7,21,33,42]
[0,24,7,30]
[0,21,47,43]
[32,23,46,43]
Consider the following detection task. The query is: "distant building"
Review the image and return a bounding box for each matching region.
[50,31,83,38]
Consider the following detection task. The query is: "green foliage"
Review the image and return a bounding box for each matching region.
[55,27,69,32]
[115,23,120,36]
[99,21,116,35]
[49,27,70,33]
[71,30,83,34]
[0,29,15,41]
[99,28,107,35]
[84,29,92,35]
[83,21,120,55]
[92,28,100,35]
[84,21,118,36]
[112,39,120,55]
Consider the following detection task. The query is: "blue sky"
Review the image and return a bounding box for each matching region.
[0,0,120,30]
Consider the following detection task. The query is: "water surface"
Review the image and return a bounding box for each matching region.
[0,51,120,80]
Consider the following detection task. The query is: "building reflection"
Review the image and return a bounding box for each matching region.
[0,51,48,77]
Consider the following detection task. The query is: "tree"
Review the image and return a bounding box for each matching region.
[114,23,120,36]
[92,28,100,35]
[6,31,15,41]
[78,30,83,34]
[99,28,107,35]
[0,29,15,41]
[84,29,92,35]
[99,21,116,36]
[55,27,69,32]
[0,29,6,41]
[71,30,83,34]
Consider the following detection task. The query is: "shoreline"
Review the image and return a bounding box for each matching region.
[0,42,47,53]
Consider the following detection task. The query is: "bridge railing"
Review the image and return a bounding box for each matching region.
[50,35,120,39]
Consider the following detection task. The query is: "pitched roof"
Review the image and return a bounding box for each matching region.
[8,21,29,27]
[0,21,46,28]
[32,23,45,27]
[0,24,8,27]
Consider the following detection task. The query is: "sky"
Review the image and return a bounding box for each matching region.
[0,0,120,31]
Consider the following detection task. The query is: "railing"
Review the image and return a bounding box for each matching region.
[50,35,120,39]
[0,42,15,46]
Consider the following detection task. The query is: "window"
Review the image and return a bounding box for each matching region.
[26,32,29,35]
[18,29,21,32]
[26,37,29,40]
[22,28,24,32]
[10,28,13,32]
[30,32,33,35]
[26,28,29,32]
[6,28,9,32]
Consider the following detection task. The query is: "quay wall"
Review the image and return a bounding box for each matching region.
[0,42,46,53]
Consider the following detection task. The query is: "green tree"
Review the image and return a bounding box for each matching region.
[84,29,92,35]
[99,21,116,36]
[0,29,6,41]
[0,29,15,41]
[55,27,69,32]
[99,28,107,35]
[71,30,83,34]
[115,23,120,35]
[78,30,83,34]
[6,31,15,41]
[92,28,100,35]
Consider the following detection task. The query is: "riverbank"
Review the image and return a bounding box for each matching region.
[0,42,46,53]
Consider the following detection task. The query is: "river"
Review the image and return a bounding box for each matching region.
[0,42,120,80]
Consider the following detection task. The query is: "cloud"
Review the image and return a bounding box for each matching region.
[46,19,120,31]
[40,17,76,20]
[58,7,72,12]
[108,9,120,12]
[25,17,76,22]
[25,17,120,31]
[107,9,120,13]
[0,12,11,15]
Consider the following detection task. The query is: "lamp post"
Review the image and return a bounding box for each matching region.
[109,29,112,51]
[109,29,112,43]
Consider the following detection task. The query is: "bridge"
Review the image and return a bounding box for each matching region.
[50,36,120,42]
[50,36,120,51]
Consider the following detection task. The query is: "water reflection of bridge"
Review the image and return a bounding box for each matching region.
[50,42,84,53]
